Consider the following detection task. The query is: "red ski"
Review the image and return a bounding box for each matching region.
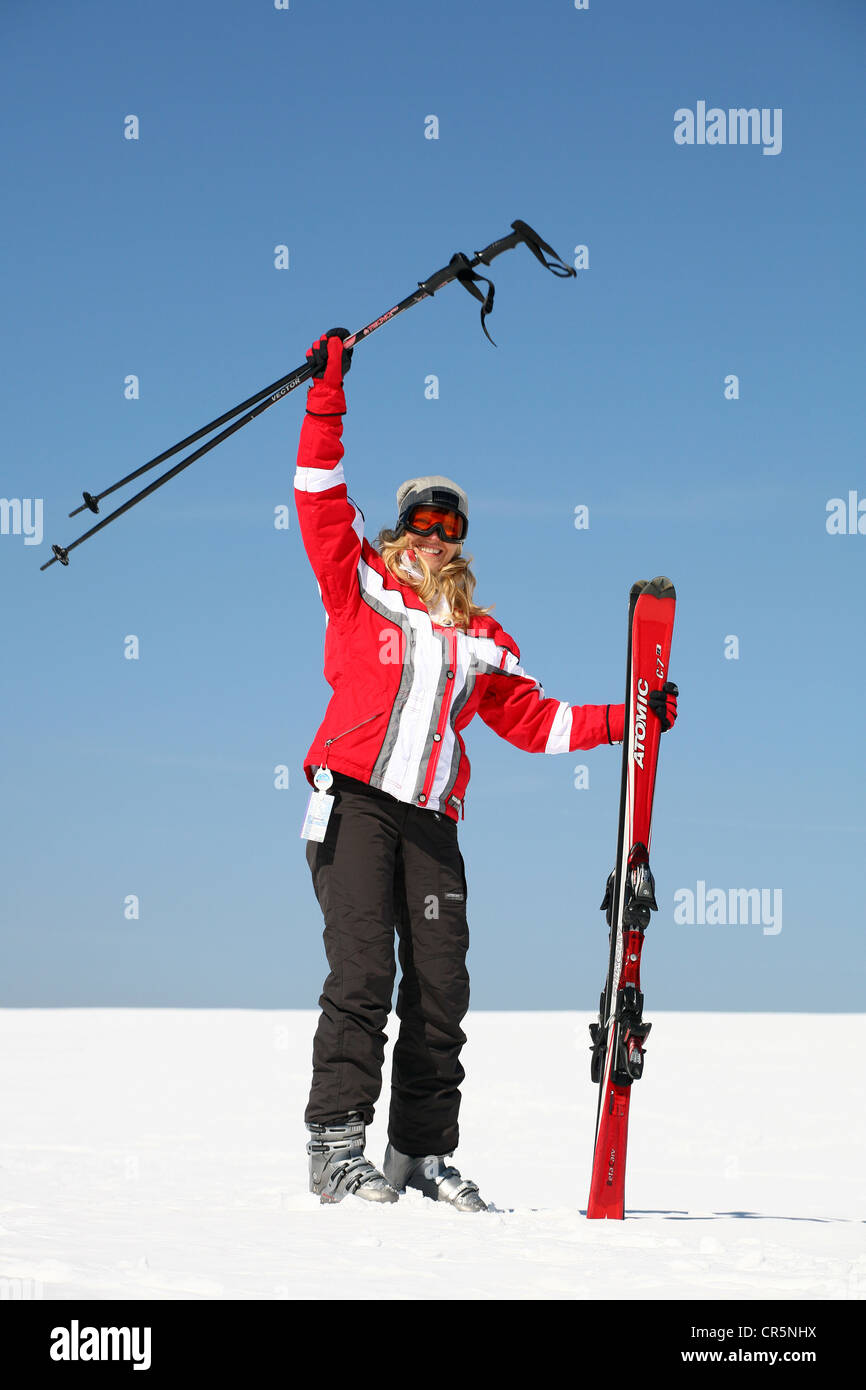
[587,577,677,1220]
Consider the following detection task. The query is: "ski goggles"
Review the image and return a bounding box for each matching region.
[401,504,467,542]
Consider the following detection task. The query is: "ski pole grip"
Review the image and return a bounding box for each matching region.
[474,231,522,265]
[418,253,471,297]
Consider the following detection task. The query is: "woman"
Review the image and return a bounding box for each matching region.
[295,329,678,1210]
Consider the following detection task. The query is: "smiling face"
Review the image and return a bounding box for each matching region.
[406,532,460,573]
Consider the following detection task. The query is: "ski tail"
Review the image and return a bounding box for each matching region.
[586,576,676,1220]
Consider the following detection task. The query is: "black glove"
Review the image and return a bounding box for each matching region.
[306,327,353,380]
[648,681,679,732]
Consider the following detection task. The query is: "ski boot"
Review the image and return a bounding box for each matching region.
[306,1113,399,1204]
[383,1144,488,1212]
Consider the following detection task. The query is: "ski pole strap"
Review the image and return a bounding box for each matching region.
[509,219,576,279]
[417,221,575,345]
[454,255,496,344]
[419,251,497,343]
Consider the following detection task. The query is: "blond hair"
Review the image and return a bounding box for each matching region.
[374,527,494,630]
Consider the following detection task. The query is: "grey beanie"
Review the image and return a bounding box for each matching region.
[395,475,469,536]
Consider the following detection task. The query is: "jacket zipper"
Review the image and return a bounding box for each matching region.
[321,710,384,768]
[419,630,458,808]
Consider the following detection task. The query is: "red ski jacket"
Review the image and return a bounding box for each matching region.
[295,371,624,823]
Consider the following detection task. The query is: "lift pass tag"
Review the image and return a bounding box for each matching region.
[300,788,334,842]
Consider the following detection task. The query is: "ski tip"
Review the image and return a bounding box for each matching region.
[630,579,649,599]
[642,575,676,600]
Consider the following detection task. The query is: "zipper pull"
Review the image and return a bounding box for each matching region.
[323,709,384,754]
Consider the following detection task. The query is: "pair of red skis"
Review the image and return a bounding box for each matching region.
[586,577,677,1220]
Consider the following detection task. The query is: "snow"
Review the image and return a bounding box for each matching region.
[0,1009,862,1301]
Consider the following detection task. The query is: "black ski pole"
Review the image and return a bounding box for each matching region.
[66,368,308,520]
[41,361,315,570]
[42,219,575,572]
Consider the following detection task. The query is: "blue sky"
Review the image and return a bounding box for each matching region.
[1,0,864,1009]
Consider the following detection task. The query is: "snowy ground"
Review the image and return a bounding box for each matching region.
[0,1010,862,1301]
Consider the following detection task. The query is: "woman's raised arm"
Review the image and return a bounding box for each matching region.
[294,329,363,619]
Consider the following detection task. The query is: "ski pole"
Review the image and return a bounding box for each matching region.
[42,219,575,571]
[66,368,310,520]
[69,221,555,523]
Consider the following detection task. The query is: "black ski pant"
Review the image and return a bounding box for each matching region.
[304,771,470,1156]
